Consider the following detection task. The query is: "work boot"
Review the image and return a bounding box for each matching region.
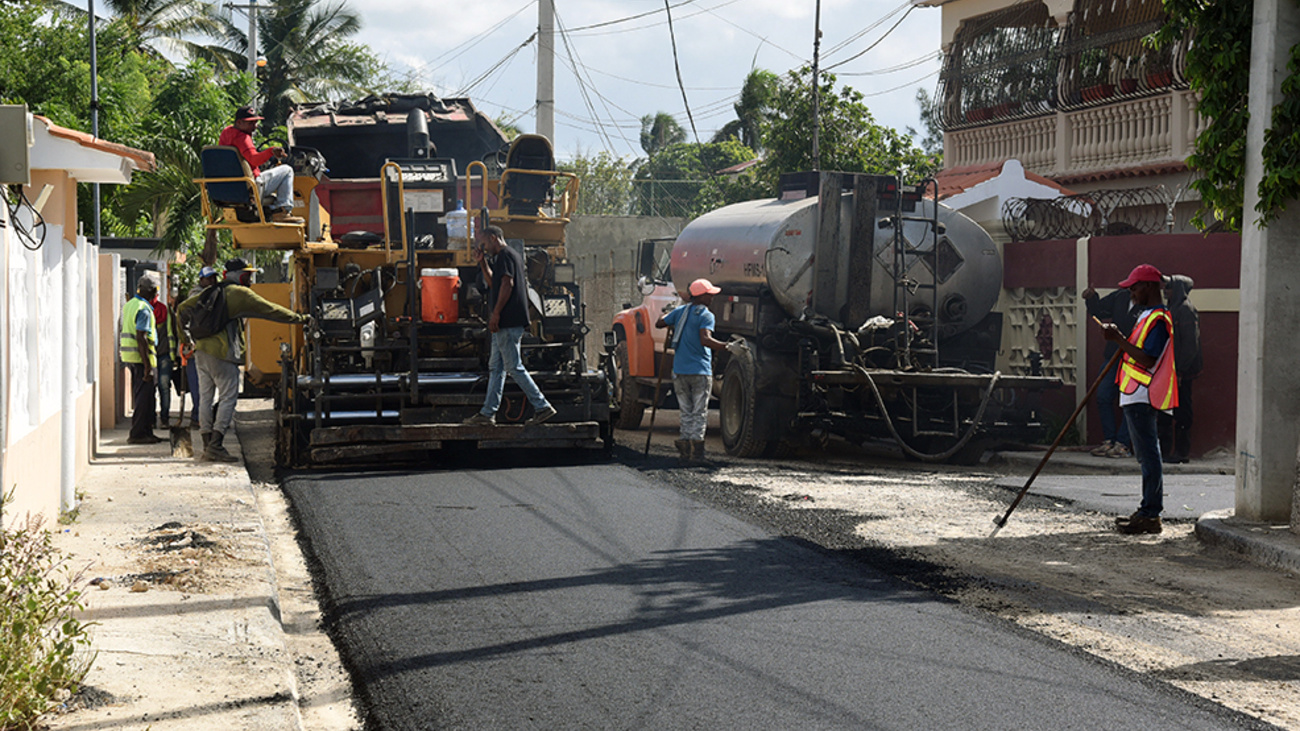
[691,441,706,462]
[674,439,691,460]
[271,209,305,224]
[203,430,240,463]
[462,412,496,426]
[525,405,557,426]
[1117,515,1162,535]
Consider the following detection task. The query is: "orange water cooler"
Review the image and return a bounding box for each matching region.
[420,268,460,323]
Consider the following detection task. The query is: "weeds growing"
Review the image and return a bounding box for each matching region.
[1,491,94,730]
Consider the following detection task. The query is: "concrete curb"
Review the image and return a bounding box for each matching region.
[45,425,303,731]
[1196,510,1300,578]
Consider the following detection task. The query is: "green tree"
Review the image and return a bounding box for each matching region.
[116,62,251,253]
[1156,1,1250,230]
[908,88,944,157]
[48,0,235,69]
[763,66,937,184]
[560,150,634,216]
[639,111,686,156]
[711,69,779,151]
[635,138,753,217]
[245,0,370,129]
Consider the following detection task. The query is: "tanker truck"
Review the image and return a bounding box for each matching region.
[608,171,1059,463]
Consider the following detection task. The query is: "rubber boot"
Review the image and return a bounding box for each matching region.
[674,439,691,461]
[204,430,239,463]
[691,440,706,463]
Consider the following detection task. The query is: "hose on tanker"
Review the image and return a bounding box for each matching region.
[852,363,1002,462]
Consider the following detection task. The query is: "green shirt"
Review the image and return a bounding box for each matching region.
[177,283,306,362]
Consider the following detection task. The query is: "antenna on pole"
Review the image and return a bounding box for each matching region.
[536,0,555,144]
[811,0,822,170]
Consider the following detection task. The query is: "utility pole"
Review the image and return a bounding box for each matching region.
[811,0,822,170]
[536,0,555,144]
[227,0,260,104]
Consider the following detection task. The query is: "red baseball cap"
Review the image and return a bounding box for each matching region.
[688,278,721,297]
[1117,264,1163,288]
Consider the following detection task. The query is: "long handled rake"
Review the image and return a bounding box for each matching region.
[990,346,1123,537]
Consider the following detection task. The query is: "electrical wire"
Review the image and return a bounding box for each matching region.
[553,9,635,155]
[451,32,536,97]
[823,4,917,72]
[405,1,535,80]
[564,0,698,32]
[837,50,940,77]
[7,186,47,251]
[822,1,910,58]
[664,0,700,146]
[858,69,940,97]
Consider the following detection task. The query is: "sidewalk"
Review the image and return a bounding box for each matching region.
[42,422,353,731]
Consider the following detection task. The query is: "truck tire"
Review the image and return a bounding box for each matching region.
[721,343,766,457]
[613,341,646,429]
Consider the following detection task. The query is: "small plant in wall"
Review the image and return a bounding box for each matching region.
[0,489,95,730]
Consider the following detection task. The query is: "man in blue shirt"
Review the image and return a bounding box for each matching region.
[655,278,733,462]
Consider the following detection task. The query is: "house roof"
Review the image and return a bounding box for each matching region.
[32,115,155,181]
[933,160,1075,200]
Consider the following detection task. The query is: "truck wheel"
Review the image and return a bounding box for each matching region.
[613,341,646,429]
[721,343,766,457]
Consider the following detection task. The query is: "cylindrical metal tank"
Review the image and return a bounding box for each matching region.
[670,192,1002,337]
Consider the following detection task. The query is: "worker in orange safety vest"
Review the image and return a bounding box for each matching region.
[1100,263,1177,535]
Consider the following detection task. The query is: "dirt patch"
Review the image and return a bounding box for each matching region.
[117,521,267,594]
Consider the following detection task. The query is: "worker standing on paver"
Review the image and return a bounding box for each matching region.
[1100,264,1177,535]
[177,258,307,462]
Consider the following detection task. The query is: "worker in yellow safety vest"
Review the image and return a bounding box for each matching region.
[1100,263,1177,535]
[121,275,162,444]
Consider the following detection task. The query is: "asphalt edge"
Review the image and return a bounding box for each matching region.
[228,428,309,731]
[1196,509,1300,578]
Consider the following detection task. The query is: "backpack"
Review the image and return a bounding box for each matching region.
[186,282,231,341]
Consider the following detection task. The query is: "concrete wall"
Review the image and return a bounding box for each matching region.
[565,215,686,362]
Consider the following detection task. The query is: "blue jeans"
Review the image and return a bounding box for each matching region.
[1095,362,1130,447]
[480,326,550,418]
[1124,403,1164,518]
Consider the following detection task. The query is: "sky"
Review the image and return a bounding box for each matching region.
[347,0,943,163]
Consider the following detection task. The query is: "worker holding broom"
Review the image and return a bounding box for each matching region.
[1099,264,1177,535]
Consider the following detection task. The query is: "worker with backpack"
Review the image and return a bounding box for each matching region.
[177,259,307,462]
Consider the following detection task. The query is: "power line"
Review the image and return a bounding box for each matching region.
[553,8,637,155]
[451,32,536,97]
[837,50,940,77]
[823,4,917,72]
[564,0,698,32]
[664,0,700,145]
[407,1,535,79]
[859,69,940,97]
[822,1,910,58]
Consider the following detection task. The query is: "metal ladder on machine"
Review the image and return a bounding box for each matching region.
[886,176,957,441]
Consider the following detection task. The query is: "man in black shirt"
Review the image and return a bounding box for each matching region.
[463,225,556,426]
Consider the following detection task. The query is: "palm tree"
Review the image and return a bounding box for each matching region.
[711,69,778,152]
[45,0,237,70]
[640,112,686,156]
[242,0,370,129]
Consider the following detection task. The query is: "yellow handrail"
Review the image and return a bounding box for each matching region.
[380,161,405,256]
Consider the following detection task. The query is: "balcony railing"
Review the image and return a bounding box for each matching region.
[944,90,1205,177]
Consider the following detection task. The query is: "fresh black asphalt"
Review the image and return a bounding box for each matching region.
[283,458,1269,730]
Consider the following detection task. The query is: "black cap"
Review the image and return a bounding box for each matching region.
[225,257,253,272]
[235,106,264,122]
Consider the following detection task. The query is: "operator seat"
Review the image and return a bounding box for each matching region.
[501,134,555,217]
